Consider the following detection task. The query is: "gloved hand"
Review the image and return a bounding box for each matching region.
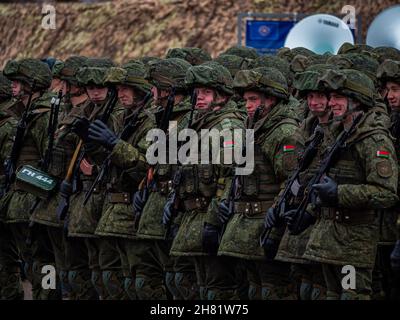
[71,117,90,141]
[88,119,119,150]
[217,199,231,225]
[58,180,72,198]
[202,223,221,255]
[132,188,148,215]
[312,176,338,207]
[162,192,176,227]
[264,207,282,230]
[284,209,316,235]
[261,237,280,261]
[391,240,400,272]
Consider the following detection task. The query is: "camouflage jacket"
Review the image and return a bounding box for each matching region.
[303,106,398,268]
[217,97,300,260]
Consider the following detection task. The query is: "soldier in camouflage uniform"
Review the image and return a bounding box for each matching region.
[275,64,334,300]
[134,58,198,300]
[377,59,400,299]
[301,69,399,299]
[89,61,154,300]
[167,61,246,299]
[2,58,58,299]
[64,58,118,299]
[217,67,300,300]
[0,74,20,299]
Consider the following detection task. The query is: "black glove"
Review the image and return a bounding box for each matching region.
[391,240,400,272]
[88,120,119,150]
[261,237,280,261]
[264,207,282,230]
[162,192,176,227]
[284,209,316,235]
[217,200,231,225]
[312,176,338,207]
[71,117,90,141]
[59,180,72,198]
[202,223,221,255]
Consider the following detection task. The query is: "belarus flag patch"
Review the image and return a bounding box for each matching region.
[377,150,390,159]
[283,145,295,153]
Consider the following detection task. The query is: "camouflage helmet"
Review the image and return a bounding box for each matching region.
[185,61,234,96]
[222,46,259,60]
[377,59,400,85]
[166,47,212,66]
[3,58,52,91]
[317,69,375,107]
[253,54,292,85]
[137,56,162,66]
[58,56,88,85]
[104,62,151,94]
[372,46,400,64]
[85,57,115,68]
[327,53,379,83]
[233,67,289,100]
[213,54,254,78]
[76,67,109,87]
[0,73,12,100]
[51,60,65,78]
[337,42,374,55]
[145,58,191,92]
[277,47,315,63]
[294,64,334,95]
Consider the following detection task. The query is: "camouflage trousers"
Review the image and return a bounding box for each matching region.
[64,236,100,300]
[0,222,23,300]
[98,237,128,300]
[322,263,372,300]
[244,259,296,300]
[290,263,326,300]
[193,256,238,300]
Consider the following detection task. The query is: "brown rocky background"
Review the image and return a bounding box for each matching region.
[0,0,398,67]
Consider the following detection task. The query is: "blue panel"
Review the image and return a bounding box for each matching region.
[245,20,296,54]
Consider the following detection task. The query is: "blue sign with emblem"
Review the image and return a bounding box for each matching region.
[246,20,295,54]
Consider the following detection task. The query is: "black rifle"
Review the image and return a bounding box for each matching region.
[56,87,118,222]
[82,92,151,206]
[259,124,324,246]
[3,81,37,193]
[163,90,197,239]
[283,113,362,236]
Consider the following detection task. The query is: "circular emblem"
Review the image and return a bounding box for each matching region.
[258,25,270,36]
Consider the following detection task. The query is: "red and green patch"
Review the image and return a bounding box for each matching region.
[283,145,295,153]
[376,150,390,159]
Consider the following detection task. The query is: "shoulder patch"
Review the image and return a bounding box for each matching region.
[376,160,393,178]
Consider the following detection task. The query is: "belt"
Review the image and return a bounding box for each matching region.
[234,201,273,217]
[107,192,131,204]
[321,207,376,224]
[183,197,211,211]
[151,180,172,194]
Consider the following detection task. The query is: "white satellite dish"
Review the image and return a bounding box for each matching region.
[284,14,355,54]
[366,5,400,49]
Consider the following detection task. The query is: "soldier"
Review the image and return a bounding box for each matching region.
[167,61,246,299]
[63,57,118,300]
[274,64,334,300]
[301,69,398,299]
[217,67,300,300]
[134,58,197,300]
[0,74,20,299]
[165,47,212,66]
[2,58,57,299]
[377,59,400,299]
[88,61,154,300]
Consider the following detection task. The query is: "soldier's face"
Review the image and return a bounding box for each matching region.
[151,86,169,105]
[86,86,108,104]
[329,92,348,118]
[50,77,63,93]
[195,87,216,110]
[243,91,264,118]
[11,80,22,97]
[307,91,328,116]
[386,81,400,110]
[117,85,135,107]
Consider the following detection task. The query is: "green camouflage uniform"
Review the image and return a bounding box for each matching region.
[134,58,196,300]
[218,67,300,300]
[169,61,246,300]
[303,69,399,300]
